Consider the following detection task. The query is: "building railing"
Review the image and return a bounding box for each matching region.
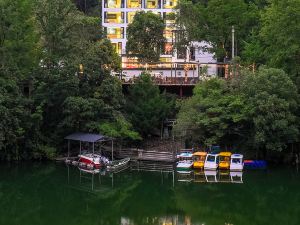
[121,76,200,85]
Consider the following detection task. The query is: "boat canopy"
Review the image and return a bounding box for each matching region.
[193,152,207,156]
[219,152,232,157]
[231,154,243,158]
[65,132,111,143]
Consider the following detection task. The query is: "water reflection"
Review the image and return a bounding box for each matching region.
[121,215,194,225]
[176,170,243,184]
[67,163,244,193]
[1,163,299,225]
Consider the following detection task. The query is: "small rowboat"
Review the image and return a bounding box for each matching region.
[106,157,130,171]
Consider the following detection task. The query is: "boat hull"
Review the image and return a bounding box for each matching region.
[78,154,102,169]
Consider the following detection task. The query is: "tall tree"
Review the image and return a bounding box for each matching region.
[126,73,174,137]
[259,0,300,78]
[126,11,165,63]
[0,0,39,78]
[177,0,260,61]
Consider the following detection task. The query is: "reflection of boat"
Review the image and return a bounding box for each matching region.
[193,152,207,169]
[78,153,109,169]
[219,152,232,170]
[230,171,243,183]
[218,170,231,183]
[230,154,244,171]
[204,170,218,182]
[177,170,193,182]
[177,152,193,171]
[244,159,266,170]
[193,170,206,183]
[78,167,100,174]
[204,154,219,170]
[106,157,130,171]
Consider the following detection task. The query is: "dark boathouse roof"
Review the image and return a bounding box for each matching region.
[64,132,109,143]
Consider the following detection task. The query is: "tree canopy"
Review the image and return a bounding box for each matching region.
[126,11,165,63]
[126,73,175,137]
[175,68,299,154]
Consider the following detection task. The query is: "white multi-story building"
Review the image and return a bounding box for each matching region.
[102,0,217,80]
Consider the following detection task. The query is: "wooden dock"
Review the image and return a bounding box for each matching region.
[110,148,176,162]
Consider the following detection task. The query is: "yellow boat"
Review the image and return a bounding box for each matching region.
[193,152,207,169]
[219,152,232,170]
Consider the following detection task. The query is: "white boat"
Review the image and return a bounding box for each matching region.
[204,153,219,170]
[230,154,244,171]
[176,152,193,171]
[78,153,109,169]
[106,157,130,171]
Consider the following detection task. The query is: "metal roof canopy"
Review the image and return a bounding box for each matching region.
[65,132,115,159]
[64,132,111,143]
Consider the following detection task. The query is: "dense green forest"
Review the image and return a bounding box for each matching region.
[0,0,299,160]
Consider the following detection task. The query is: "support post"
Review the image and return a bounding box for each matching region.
[79,141,81,155]
[232,26,235,59]
[180,86,183,98]
[112,139,114,160]
[68,140,70,158]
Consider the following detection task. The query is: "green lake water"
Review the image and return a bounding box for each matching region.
[0,162,299,225]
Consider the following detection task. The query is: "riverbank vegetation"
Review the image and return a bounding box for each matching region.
[1,0,300,160]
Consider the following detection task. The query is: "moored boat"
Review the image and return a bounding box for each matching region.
[230,154,244,171]
[193,152,207,169]
[219,152,232,170]
[204,153,219,170]
[106,157,130,171]
[176,152,193,171]
[78,153,109,169]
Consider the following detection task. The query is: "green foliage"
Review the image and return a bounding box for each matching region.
[178,0,260,61]
[175,78,249,146]
[126,11,165,63]
[259,0,300,78]
[0,0,136,160]
[0,0,39,78]
[126,73,175,137]
[241,68,299,152]
[98,115,141,140]
[175,68,299,153]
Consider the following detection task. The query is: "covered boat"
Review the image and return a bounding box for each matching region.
[230,154,244,171]
[193,152,207,169]
[78,153,109,169]
[204,153,219,170]
[219,152,232,170]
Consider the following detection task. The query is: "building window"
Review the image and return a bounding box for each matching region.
[163,0,177,9]
[163,43,173,55]
[104,12,124,23]
[190,46,195,61]
[127,12,136,23]
[107,27,124,39]
[163,12,176,27]
[146,0,159,9]
[177,47,186,59]
[104,0,123,8]
[164,29,173,40]
[127,0,141,8]
[112,42,122,54]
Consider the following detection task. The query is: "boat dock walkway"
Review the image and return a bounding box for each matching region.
[108,149,176,162]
